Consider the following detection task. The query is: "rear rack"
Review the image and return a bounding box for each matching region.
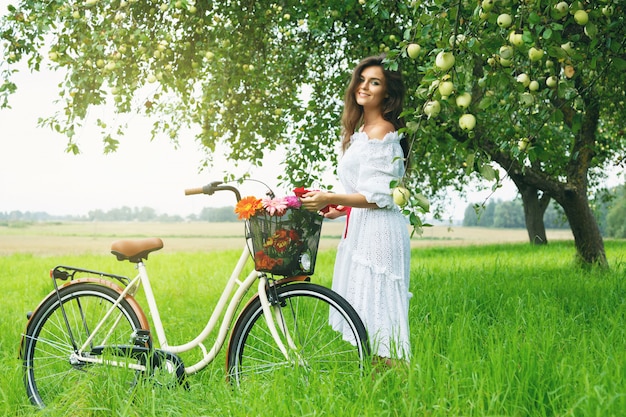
[51,265,130,287]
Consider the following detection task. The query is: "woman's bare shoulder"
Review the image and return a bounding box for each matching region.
[365,121,396,140]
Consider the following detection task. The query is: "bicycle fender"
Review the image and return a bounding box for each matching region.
[18,277,150,360]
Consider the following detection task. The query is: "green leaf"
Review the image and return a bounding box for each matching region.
[612,57,626,71]
[543,28,553,39]
[414,193,430,212]
[551,109,564,123]
[480,164,496,181]
[478,96,494,110]
[465,153,475,175]
[572,112,582,134]
[528,12,541,25]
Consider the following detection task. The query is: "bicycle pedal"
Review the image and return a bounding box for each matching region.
[131,329,151,346]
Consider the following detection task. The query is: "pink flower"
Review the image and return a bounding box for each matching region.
[285,195,301,209]
[262,197,288,216]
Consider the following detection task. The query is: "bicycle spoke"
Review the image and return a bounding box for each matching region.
[227,283,369,384]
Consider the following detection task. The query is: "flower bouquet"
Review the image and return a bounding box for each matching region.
[235,192,323,276]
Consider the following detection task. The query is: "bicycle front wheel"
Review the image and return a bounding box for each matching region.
[227,282,369,384]
[22,282,147,408]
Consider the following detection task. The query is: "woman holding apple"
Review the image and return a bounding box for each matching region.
[301,55,411,368]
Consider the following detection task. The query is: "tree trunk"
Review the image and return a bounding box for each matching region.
[517,183,551,245]
[557,188,607,267]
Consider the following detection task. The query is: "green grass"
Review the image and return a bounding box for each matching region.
[1,241,625,416]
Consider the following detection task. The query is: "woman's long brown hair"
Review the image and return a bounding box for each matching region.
[340,55,408,161]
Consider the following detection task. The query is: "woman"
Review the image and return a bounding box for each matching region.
[301,55,411,366]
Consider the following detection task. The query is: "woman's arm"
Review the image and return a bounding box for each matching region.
[300,191,378,213]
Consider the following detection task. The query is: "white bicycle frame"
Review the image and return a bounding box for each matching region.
[75,243,296,375]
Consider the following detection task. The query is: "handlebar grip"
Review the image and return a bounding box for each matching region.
[184,187,204,195]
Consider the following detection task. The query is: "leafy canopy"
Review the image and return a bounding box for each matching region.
[1,0,625,224]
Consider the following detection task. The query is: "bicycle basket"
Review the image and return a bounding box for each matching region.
[248,208,323,276]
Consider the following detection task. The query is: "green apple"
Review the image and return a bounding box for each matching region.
[528,47,544,61]
[499,45,514,60]
[555,2,568,14]
[529,80,539,91]
[574,10,588,25]
[518,137,530,151]
[438,80,454,98]
[584,23,598,39]
[561,42,574,54]
[497,13,512,28]
[602,6,614,17]
[435,51,455,71]
[508,31,524,47]
[449,34,466,47]
[407,43,421,59]
[552,1,568,18]
[481,0,494,12]
[48,51,59,61]
[500,58,512,67]
[392,186,410,207]
[147,74,157,83]
[546,76,558,88]
[459,113,476,131]
[423,100,441,118]
[516,73,530,87]
[455,92,472,109]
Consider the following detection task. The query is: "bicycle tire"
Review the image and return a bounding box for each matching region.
[226,282,370,384]
[22,282,146,408]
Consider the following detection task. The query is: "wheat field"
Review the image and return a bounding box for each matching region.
[0,221,575,255]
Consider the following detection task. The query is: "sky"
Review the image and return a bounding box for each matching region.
[0,1,528,220]
[0,67,296,217]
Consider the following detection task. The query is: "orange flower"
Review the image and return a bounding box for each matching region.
[255,251,283,271]
[235,196,263,220]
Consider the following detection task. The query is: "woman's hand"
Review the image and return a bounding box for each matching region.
[323,205,347,219]
[300,191,328,212]
[301,191,348,218]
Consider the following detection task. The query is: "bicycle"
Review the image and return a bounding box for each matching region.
[18,180,370,408]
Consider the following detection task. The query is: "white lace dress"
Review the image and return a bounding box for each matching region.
[330,131,412,361]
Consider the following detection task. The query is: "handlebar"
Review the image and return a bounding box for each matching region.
[184,181,242,202]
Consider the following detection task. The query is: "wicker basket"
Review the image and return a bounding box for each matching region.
[248,208,323,276]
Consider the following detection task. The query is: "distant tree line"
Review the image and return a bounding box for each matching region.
[4,184,626,238]
[463,183,626,238]
[462,199,570,230]
[0,206,238,224]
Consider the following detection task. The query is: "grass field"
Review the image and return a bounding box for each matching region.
[1,222,624,416]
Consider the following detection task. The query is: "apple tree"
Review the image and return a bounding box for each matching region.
[383,0,625,266]
[1,0,625,267]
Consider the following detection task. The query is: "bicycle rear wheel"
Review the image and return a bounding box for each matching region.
[22,282,147,408]
[227,282,369,384]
